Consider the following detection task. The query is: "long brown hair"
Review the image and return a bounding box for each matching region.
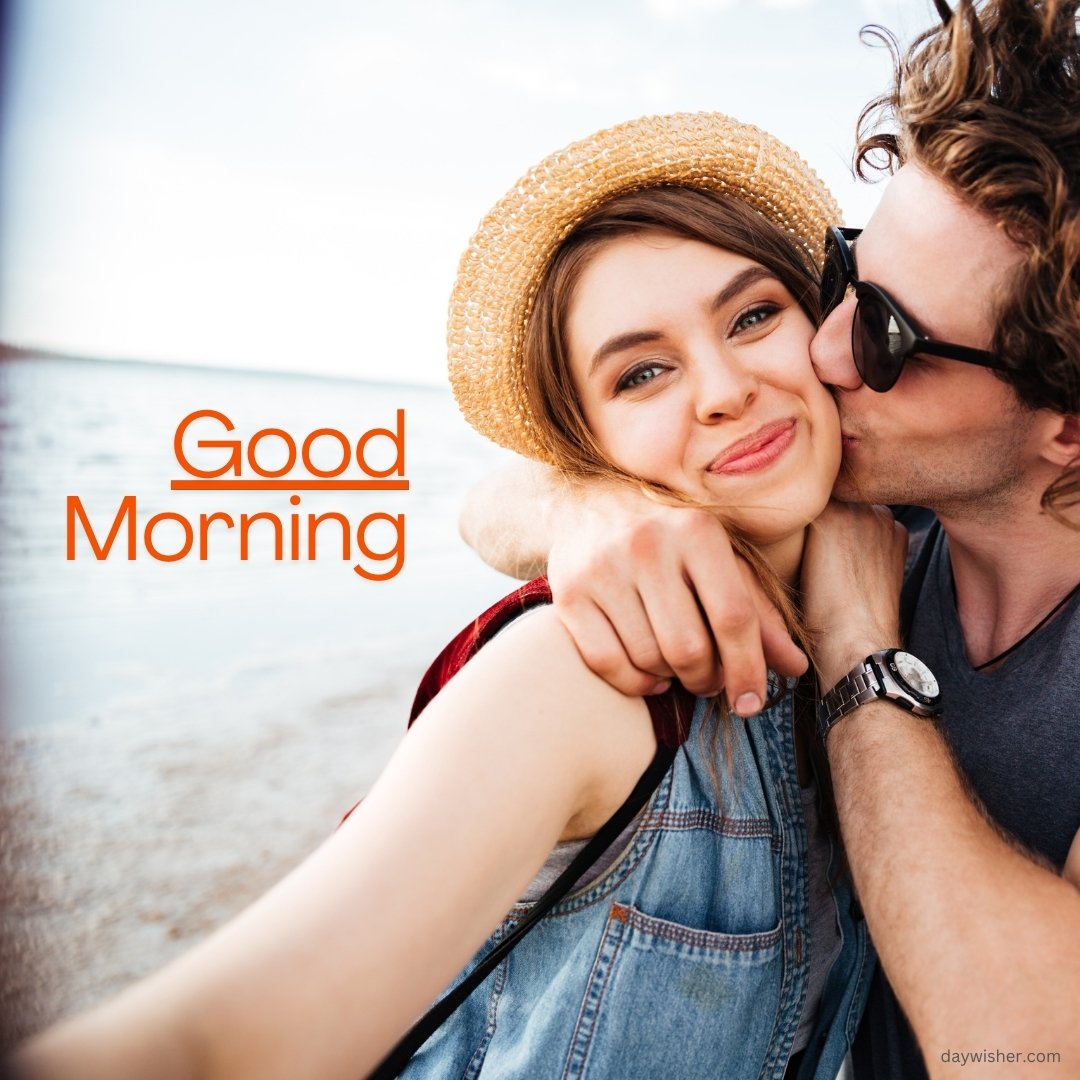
[519,185,827,797]
[854,0,1080,524]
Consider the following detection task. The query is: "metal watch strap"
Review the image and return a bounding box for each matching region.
[818,649,943,742]
[817,661,879,742]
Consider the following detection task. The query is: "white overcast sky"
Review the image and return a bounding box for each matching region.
[1,0,934,385]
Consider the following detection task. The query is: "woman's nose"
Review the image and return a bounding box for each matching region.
[692,350,758,422]
[810,297,862,390]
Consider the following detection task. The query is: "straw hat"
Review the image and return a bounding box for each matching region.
[447,111,842,461]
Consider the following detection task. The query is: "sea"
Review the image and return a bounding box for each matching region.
[0,351,521,1033]
[0,351,516,734]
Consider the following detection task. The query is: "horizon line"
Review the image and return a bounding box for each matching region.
[0,342,447,392]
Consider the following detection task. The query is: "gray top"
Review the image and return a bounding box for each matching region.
[912,522,1080,867]
[519,818,639,903]
[853,513,1080,1080]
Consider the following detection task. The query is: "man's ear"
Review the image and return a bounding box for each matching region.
[1039,412,1080,469]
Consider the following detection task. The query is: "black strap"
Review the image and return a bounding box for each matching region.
[367,742,678,1079]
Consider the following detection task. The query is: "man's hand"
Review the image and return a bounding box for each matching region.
[799,501,909,688]
[547,486,808,706]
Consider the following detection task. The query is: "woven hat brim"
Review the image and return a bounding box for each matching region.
[448,112,843,462]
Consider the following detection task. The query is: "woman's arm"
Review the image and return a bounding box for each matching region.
[12,608,657,1080]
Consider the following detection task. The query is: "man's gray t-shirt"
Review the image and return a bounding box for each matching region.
[852,509,1080,1080]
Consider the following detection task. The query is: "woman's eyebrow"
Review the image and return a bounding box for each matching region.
[710,266,778,312]
[589,266,782,375]
[589,330,665,375]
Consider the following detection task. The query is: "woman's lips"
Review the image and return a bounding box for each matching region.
[708,419,796,475]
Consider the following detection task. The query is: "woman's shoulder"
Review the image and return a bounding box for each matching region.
[420,598,651,741]
[412,577,693,748]
[409,577,555,723]
[411,581,660,840]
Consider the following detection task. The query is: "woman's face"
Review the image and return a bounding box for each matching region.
[565,231,841,546]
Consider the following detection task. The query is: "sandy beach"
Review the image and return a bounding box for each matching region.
[1,661,411,1044]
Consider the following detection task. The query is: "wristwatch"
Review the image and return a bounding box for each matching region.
[818,649,943,742]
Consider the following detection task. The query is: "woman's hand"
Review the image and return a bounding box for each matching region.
[547,484,808,707]
[799,501,909,690]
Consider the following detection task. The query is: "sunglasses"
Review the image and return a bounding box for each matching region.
[820,226,1008,392]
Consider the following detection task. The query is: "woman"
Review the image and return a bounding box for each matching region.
[12,113,876,1080]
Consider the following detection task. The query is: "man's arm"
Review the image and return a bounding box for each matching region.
[802,503,1080,1077]
[459,461,808,702]
[459,459,557,580]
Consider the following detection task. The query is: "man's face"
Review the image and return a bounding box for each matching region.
[810,162,1040,520]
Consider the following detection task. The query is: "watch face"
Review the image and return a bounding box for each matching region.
[893,651,940,698]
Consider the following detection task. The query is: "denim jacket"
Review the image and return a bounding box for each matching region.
[401,582,872,1079]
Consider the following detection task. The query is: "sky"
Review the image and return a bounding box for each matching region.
[0,0,934,386]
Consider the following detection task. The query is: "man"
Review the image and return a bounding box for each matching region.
[461,1,1080,1076]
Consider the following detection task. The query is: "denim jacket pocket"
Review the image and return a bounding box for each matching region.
[560,901,784,1079]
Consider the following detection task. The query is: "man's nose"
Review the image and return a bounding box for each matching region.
[811,298,863,390]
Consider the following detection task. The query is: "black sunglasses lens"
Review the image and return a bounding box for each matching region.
[853,293,903,391]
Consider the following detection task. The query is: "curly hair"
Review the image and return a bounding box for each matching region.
[854,0,1080,522]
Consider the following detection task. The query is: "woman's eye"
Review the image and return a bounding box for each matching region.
[615,362,666,393]
[733,303,780,334]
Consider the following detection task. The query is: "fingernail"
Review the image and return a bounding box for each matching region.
[648,679,672,695]
[734,692,763,717]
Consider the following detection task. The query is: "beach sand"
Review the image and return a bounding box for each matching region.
[1,664,413,1047]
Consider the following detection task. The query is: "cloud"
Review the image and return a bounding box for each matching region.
[859,0,924,17]
[644,0,738,20]
[474,58,587,104]
[645,0,818,17]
